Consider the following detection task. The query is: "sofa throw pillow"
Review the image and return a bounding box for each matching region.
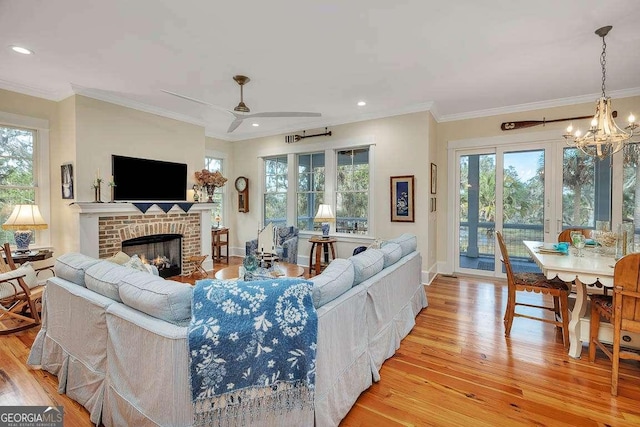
[349,249,384,286]
[106,251,131,265]
[119,274,193,325]
[54,252,102,287]
[310,259,355,308]
[385,233,417,257]
[380,242,403,268]
[0,263,39,299]
[84,261,135,302]
[123,254,150,273]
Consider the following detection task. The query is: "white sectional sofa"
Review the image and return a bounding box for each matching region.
[28,233,427,427]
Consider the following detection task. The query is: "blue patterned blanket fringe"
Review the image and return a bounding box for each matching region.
[189,278,317,426]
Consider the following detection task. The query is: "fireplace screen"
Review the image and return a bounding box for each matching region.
[121,234,182,278]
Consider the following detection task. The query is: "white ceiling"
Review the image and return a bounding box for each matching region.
[1,0,640,141]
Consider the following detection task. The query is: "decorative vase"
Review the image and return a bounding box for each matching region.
[206,185,215,203]
[94,185,102,203]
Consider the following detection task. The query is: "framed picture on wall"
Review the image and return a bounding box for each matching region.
[430,163,437,194]
[390,175,415,222]
[61,163,74,199]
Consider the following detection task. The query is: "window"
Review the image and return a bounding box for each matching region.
[205,156,224,224]
[336,148,369,234]
[296,153,325,231]
[264,156,288,228]
[0,125,37,244]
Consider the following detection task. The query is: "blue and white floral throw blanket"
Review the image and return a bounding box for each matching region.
[188,278,317,426]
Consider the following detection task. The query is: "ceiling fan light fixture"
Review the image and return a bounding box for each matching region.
[234,101,250,113]
[563,25,637,159]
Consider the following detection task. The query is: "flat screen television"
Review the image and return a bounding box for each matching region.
[112,155,187,201]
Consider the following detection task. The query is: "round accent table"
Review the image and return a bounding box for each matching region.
[308,236,337,276]
[215,262,305,280]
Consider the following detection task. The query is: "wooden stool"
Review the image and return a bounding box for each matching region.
[187,255,208,278]
[308,236,337,276]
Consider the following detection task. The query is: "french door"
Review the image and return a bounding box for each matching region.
[455,143,554,276]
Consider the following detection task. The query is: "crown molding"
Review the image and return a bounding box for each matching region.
[437,87,640,123]
[71,85,207,129]
[0,78,71,101]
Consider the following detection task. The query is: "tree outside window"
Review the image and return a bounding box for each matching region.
[264,156,288,228]
[336,148,369,234]
[205,156,224,224]
[0,126,37,244]
[296,153,324,231]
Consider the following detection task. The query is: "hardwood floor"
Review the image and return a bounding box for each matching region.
[2,269,640,426]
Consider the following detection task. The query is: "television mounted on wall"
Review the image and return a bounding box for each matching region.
[112,155,187,201]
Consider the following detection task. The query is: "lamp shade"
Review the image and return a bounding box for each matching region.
[2,205,48,230]
[314,204,335,222]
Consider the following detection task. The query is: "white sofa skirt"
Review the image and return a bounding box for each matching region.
[27,278,115,425]
[362,251,427,379]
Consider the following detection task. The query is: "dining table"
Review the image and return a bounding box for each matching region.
[523,240,616,358]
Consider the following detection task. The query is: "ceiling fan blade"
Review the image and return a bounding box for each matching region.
[247,112,322,118]
[227,117,244,133]
[161,90,231,114]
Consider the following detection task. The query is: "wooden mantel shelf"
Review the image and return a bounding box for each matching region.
[70,202,216,215]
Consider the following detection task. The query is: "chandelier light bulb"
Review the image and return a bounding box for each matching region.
[574,130,582,138]
[629,114,636,124]
[566,124,573,133]
[590,118,598,127]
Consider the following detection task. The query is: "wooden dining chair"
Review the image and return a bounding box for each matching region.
[497,231,571,348]
[0,243,45,334]
[589,253,640,396]
[558,228,592,243]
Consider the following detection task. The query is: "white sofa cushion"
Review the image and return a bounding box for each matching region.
[55,253,102,287]
[311,259,355,308]
[85,261,137,302]
[380,243,402,268]
[386,233,417,257]
[349,249,384,286]
[118,274,192,325]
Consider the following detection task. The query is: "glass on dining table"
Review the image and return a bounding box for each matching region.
[571,231,586,257]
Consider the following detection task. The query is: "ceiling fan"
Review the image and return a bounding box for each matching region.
[162,75,322,133]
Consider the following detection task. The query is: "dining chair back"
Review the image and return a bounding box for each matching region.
[497,231,570,348]
[558,228,591,243]
[0,243,44,334]
[589,253,640,395]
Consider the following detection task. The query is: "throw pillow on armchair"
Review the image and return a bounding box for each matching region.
[245,225,299,264]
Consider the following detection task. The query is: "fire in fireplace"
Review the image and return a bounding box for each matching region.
[121,234,182,278]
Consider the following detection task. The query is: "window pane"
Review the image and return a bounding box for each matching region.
[335,148,369,235]
[296,152,325,231]
[264,156,288,227]
[623,142,640,244]
[264,194,287,227]
[205,156,224,225]
[562,148,597,228]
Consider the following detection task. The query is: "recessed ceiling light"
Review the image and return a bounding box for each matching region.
[10,45,34,55]
[357,101,367,107]
[252,123,259,127]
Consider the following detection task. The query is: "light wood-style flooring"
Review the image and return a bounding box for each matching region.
[2,262,640,426]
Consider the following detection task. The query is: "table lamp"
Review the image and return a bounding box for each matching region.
[314,204,335,238]
[215,214,221,228]
[2,204,48,253]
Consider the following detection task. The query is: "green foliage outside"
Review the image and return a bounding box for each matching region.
[0,126,36,244]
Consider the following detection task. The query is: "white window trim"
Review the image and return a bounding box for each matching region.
[0,110,51,247]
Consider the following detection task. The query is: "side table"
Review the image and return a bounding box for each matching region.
[308,236,337,276]
[212,228,229,264]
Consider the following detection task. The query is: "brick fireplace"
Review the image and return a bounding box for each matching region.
[72,203,215,275]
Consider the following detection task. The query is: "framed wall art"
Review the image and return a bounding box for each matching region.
[430,163,437,194]
[61,163,74,199]
[390,175,415,222]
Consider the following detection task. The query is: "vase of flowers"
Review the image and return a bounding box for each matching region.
[195,169,227,203]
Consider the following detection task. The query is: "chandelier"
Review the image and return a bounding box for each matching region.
[563,26,637,159]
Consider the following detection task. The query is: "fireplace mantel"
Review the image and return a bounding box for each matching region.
[72,202,215,272]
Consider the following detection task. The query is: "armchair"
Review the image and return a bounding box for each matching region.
[246,225,299,264]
